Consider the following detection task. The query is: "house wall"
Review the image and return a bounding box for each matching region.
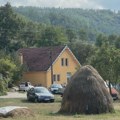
[46,48,80,87]
[23,71,47,87]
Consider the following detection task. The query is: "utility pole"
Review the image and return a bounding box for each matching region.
[50,50,53,84]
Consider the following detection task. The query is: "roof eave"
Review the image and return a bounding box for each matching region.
[47,45,81,72]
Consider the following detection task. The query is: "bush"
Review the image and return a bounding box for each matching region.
[0,80,7,96]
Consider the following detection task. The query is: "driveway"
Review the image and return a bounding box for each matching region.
[0,92,26,98]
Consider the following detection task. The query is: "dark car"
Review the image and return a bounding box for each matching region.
[27,87,55,102]
[49,84,63,94]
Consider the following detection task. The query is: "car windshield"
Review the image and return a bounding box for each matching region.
[20,82,31,85]
[20,82,25,85]
[51,84,62,88]
[34,87,49,93]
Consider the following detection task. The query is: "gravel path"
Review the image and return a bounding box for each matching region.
[0,92,26,98]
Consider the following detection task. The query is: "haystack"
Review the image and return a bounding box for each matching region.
[59,65,114,114]
[0,106,34,118]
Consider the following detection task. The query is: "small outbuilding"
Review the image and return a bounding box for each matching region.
[59,65,114,114]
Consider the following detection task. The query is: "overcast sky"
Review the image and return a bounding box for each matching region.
[0,0,120,10]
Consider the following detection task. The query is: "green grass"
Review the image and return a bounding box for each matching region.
[0,96,120,120]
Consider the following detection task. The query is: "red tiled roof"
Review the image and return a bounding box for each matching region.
[18,46,65,71]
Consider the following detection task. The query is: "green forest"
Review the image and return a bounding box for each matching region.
[14,6,120,42]
[0,3,120,95]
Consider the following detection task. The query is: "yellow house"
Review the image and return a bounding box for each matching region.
[19,46,80,88]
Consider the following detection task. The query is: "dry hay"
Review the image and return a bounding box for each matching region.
[59,65,114,114]
[0,108,34,118]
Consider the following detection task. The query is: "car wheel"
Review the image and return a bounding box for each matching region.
[27,95,30,101]
[50,99,54,103]
[34,97,38,103]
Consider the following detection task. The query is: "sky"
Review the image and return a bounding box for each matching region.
[0,0,120,10]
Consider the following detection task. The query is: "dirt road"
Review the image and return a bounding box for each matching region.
[0,92,26,98]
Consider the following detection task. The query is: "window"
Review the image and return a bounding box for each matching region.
[66,72,72,83]
[61,58,64,66]
[53,75,56,82]
[53,74,60,82]
[57,74,60,81]
[65,58,68,66]
[61,58,69,66]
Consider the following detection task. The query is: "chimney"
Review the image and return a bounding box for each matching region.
[19,52,23,64]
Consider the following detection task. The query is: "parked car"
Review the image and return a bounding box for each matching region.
[27,86,54,102]
[104,81,119,100]
[113,83,120,91]
[49,84,63,94]
[19,82,33,91]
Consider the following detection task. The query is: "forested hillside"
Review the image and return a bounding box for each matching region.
[14,7,120,41]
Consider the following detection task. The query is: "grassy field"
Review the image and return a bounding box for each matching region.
[0,95,120,120]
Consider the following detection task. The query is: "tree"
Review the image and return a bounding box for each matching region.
[0,58,16,79]
[95,34,108,47]
[115,36,120,49]
[0,3,25,51]
[108,34,117,45]
[66,29,76,43]
[69,41,96,65]
[11,53,28,83]
[90,46,120,84]
[37,26,68,47]
[78,29,88,41]
[0,78,7,95]
[19,22,41,47]
[0,57,17,94]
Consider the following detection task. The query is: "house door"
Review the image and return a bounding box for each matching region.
[66,72,72,83]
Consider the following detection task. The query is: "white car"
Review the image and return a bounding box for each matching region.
[19,82,33,91]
